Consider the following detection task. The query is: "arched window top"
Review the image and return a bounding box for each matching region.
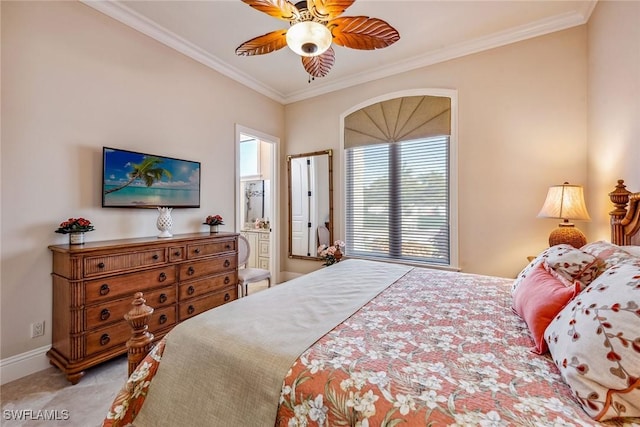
[344,95,451,148]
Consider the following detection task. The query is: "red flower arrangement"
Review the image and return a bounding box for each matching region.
[55,217,95,234]
[203,215,224,226]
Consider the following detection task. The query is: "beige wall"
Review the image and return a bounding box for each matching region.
[1,2,284,362]
[586,0,640,242]
[283,27,588,279]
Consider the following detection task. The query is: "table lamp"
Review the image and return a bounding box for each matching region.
[537,182,591,248]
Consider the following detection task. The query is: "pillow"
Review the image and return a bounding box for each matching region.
[542,261,574,287]
[512,262,580,354]
[512,244,599,295]
[544,261,640,421]
[622,245,640,257]
[581,240,638,271]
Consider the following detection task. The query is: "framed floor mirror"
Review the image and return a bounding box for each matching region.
[287,150,333,260]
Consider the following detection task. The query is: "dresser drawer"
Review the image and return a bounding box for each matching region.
[258,258,270,270]
[179,287,237,321]
[85,267,176,304]
[84,248,167,277]
[258,240,269,257]
[169,246,185,262]
[86,321,130,355]
[86,305,176,355]
[149,305,177,333]
[187,238,236,259]
[259,232,270,241]
[85,286,176,330]
[179,255,237,281]
[179,272,238,301]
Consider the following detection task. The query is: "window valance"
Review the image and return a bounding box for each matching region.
[344,95,451,148]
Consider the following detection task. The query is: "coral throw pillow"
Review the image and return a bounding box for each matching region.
[512,263,580,354]
[545,261,640,421]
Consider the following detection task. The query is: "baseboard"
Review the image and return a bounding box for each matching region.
[0,345,51,385]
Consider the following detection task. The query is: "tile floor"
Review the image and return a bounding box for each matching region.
[0,279,273,427]
[1,355,127,427]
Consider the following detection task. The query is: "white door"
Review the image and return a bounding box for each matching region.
[290,157,311,256]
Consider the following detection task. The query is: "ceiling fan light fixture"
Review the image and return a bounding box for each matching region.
[286,21,332,57]
[238,0,400,79]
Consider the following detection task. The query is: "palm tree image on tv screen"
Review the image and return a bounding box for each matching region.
[102,147,201,208]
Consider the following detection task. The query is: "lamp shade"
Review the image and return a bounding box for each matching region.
[537,183,591,221]
[286,21,332,57]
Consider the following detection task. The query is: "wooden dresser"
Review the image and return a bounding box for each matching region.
[48,232,238,384]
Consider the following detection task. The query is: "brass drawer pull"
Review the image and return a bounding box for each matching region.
[224,293,231,302]
[152,254,159,260]
[100,309,111,321]
[159,293,167,303]
[100,334,110,346]
[194,248,201,254]
[159,314,168,324]
[187,267,195,276]
[99,284,110,296]
[225,244,231,249]
[158,272,167,282]
[174,251,181,256]
[224,260,231,268]
[187,285,195,295]
[98,262,105,269]
[187,305,195,315]
[224,276,230,284]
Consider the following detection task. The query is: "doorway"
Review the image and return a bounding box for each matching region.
[235,125,279,286]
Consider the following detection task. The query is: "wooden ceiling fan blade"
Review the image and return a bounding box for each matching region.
[302,46,335,78]
[242,0,301,21]
[307,0,354,21]
[330,16,400,50]
[235,30,289,56]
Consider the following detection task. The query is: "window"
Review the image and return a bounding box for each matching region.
[343,92,456,267]
[240,138,260,178]
[346,136,450,265]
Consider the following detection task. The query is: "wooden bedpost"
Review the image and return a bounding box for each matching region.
[609,179,632,246]
[124,292,154,376]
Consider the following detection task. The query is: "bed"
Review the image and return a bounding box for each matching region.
[103,180,640,426]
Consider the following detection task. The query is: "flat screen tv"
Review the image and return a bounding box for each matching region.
[102,147,201,208]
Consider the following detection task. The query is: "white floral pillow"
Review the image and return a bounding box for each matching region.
[581,240,638,271]
[544,261,640,421]
[622,245,640,258]
[512,244,599,294]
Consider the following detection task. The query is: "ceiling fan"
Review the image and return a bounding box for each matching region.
[235,0,400,79]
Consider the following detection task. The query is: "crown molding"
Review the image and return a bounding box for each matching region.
[283,9,591,103]
[578,0,598,22]
[80,0,287,104]
[81,1,593,105]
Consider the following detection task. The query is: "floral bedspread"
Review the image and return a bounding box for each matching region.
[275,268,599,426]
[104,267,605,426]
[103,339,165,427]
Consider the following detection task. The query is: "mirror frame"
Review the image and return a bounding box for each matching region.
[287,149,334,260]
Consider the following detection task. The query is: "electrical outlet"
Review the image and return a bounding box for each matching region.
[31,321,45,338]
